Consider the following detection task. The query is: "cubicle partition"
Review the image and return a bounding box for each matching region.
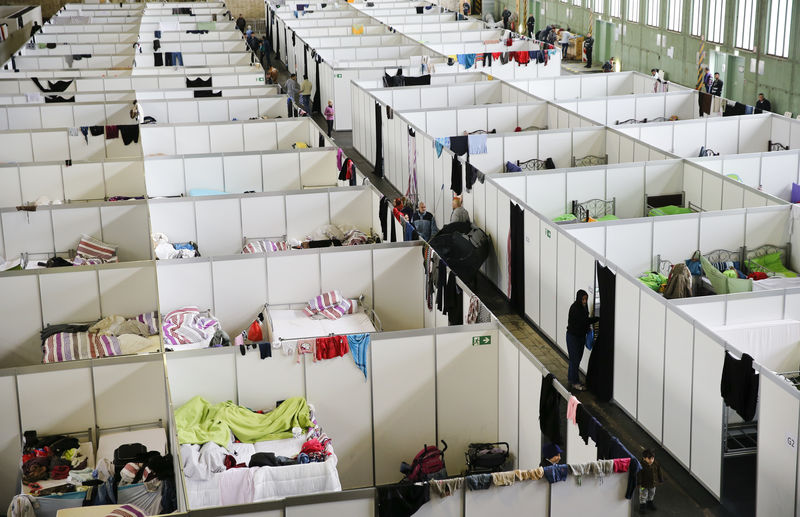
[691,149,800,202]
[509,71,691,101]
[558,90,701,125]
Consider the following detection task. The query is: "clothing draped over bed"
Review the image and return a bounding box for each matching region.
[175,396,313,447]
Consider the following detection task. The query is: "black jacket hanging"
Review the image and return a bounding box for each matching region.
[465,162,478,191]
[720,352,759,421]
[509,203,525,313]
[451,156,462,195]
[445,271,463,325]
[374,102,384,177]
[303,44,309,77]
[312,56,321,112]
[120,124,140,145]
[449,135,468,156]
[586,263,616,402]
[377,483,430,517]
[539,373,563,445]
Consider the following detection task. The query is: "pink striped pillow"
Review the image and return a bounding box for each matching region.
[307,291,345,312]
[76,234,118,261]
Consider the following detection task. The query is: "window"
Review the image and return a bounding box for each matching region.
[707,0,726,42]
[667,0,683,30]
[609,0,621,17]
[628,0,641,21]
[690,0,703,35]
[735,0,756,49]
[766,0,792,57]
[573,0,582,7]
[594,0,604,12]
[647,0,661,25]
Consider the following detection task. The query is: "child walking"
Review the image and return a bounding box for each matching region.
[324,100,335,137]
[639,449,663,514]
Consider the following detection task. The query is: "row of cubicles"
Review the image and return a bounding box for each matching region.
[0,2,636,517]
[347,4,800,512]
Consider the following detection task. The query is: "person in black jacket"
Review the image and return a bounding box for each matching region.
[526,15,535,38]
[566,289,598,391]
[755,93,772,112]
[583,36,594,68]
[638,449,663,514]
[710,72,724,96]
[236,14,247,33]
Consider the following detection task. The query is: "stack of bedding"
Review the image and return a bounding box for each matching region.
[41,312,160,363]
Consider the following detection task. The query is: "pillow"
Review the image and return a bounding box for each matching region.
[76,234,118,261]
[505,161,522,172]
[306,290,345,313]
[134,311,159,336]
[105,504,147,517]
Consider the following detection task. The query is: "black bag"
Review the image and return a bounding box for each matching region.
[113,442,147,478]
[465,442,509,473]
[428,222,491,284]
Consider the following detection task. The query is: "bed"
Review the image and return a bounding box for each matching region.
[177,397,341,509]
[615,117,670,125]
[645,191,702,216]
[571,153,608,167]
[16,423,172,515]
[242,225,380,254]
[768,140,790,152]
[162,306,225,351]
[509,156,555,172]
[570,197,616,222]
[41,311,161,363]
[698,146,720,157]
[4,234,122,271]
[651,247,747,297]
[744,243,796,277]
[260,294,382,342]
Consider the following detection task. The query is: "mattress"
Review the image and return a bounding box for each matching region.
[270,309,376,340]
[751,276,800,291]
[183,436,341,508]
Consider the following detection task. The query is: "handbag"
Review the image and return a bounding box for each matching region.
[585,328,594,350]
[685,250,703,276]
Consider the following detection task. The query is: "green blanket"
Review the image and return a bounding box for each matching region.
[553,213,577,222]
[596,214,619,221]
[649,205,692,217]
[175,395,313,446]
[638,272,667,291]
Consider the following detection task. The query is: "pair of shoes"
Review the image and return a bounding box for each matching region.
[571,383,586,391]
[639,503,647,514]
[646,501,656,510]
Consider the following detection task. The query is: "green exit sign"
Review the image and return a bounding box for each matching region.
[545,229,551,238]
[472,335,492,346]
[336,73,343,78]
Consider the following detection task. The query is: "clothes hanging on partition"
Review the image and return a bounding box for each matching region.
[403,74,431,86]
[449,135,468,156]
[457,53,476,69]
[379,196,389,240]
[539,373,563,445]
[451,155,463,195]
[154,52,164,67]
[89,126,104,136]
[348,334,370,379]
[376,483,430,517]
[434,137,449,158]
[467,134,487,154]
[44,95,74,103]
[186,77,212,87]
[720,351,759,421]
[445,271,462,325]
[374,102,384,177]
[194,90,222,98]
[465,162,478,191]
[575,404,598,444]
[120,125,140,145]
[313,55,321,112]
[105,125,119,139]
[509,202,525,313]
[586,263,615,402]
[407,126,418,205]
[436,261,447,311]
[31,78,72,92]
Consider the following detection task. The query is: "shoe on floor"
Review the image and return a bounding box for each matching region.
[646,501,656,510]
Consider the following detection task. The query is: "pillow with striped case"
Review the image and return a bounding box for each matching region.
[76,234,118,261]
[307,290,345,312]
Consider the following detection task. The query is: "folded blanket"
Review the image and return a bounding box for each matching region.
[175,396,313,446]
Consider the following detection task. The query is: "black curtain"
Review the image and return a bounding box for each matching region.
[303,44,308,78]
[312,57,321,112]
[509,202,525,313]
[586,262,615,402]
[374,102,384,177]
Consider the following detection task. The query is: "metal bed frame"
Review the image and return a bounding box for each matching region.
[615,116,669,125]
[742,243,792,275]
[699,147,720,157]
[571,197,616,222]
[571,154,608,167]
[768,140,790,152]
[515,157,550,171]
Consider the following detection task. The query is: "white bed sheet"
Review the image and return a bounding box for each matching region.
[713,319,800,373]
[751,277,800,291]
[184,436,341,509]
[271,309,376,339]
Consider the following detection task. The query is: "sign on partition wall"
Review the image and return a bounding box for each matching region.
[473,335,492,346]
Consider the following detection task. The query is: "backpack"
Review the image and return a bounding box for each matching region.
[401,440,447,482]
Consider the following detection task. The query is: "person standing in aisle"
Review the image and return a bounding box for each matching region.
[583,36,594,68]
[526,15,535,38]
[299,75,313,115]
[236,14,246,33]
[284,73,300,117]
[566,289,598,391]
[710,72,723,96]
[638,449,663,514]
[412,201,439,240]
[559,27,575,59]
[501,8,512,29]
[702,67,713,92]
[450,197,470,223]
[324,100,335,136]
[755,93,772,112]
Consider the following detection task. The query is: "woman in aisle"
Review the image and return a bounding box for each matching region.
[450,197,470,223]
[566,289,598,391]
[324,100,335,136]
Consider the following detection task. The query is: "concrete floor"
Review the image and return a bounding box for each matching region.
[268,51,754,517]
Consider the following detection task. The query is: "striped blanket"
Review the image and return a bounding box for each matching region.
[42,332,121,363]
[162,306,220,347]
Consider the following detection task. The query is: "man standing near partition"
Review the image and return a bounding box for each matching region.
[284,73,300,117]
